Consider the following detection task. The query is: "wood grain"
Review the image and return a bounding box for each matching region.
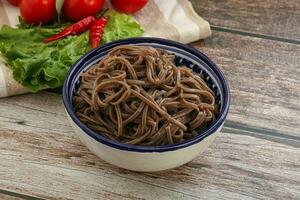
[0,93,299,200]
[193,31,300,142]
[0,189,42,200]
[190,0,300,41]
[0,193,23,200]
[0,31,299,199]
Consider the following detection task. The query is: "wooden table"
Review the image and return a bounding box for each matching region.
[1,1,299,199]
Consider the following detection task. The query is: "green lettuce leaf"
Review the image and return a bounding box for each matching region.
[102,10,144,43]
[0,11,144,92]
[0,24,90,92]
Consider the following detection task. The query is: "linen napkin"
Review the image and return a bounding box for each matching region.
[0,0,211,98]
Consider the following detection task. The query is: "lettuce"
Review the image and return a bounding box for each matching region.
[0,12,144,92]
[103,10,144,43]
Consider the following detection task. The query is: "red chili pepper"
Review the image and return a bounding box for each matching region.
[89,17,108,48]
[44,16,96,43]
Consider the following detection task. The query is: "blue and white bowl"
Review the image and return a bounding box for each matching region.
[63,37,230,172]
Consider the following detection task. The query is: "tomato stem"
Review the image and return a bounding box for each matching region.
[96,8,109,19]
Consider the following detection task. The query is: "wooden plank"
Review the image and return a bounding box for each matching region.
[190,0,300,41]
[0,189,42,200]
[0,93,299,199]
[0,193,23,200]
[192,31,300,141]
[0,31,299,199]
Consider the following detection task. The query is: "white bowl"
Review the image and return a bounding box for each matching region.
[63,37,230,172]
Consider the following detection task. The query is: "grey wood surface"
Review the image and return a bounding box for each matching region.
[193,31,300,143]
[0,92,299,200]
[0,29,299,199]
[0,193,23,200]
[190,0,300,41]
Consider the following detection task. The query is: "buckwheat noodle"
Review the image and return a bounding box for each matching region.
[73,45,218,146]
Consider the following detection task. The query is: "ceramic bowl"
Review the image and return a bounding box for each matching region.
[62,37,230,172]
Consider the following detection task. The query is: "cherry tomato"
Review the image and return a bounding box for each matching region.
[20,0,56,24]
[63,0,105,21]
[111,0,148,14]
[7,0,19,6]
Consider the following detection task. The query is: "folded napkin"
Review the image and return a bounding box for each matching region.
[0,0,211,98]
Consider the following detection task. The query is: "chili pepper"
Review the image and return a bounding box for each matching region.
[89,17,108,48]
[44,16,96,43]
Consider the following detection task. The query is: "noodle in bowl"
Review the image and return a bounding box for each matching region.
[63,38,230,171]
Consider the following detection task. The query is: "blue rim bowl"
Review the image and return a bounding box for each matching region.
[62,37,230,153]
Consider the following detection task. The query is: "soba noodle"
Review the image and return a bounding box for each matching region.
[73,45,218,146]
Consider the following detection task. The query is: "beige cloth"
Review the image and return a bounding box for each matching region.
[0,0,211,97]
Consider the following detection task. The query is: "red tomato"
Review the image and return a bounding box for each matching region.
[20,0,56,24]
[111,0,148,14]
[7,0,19,6]
[63,0,105,21]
